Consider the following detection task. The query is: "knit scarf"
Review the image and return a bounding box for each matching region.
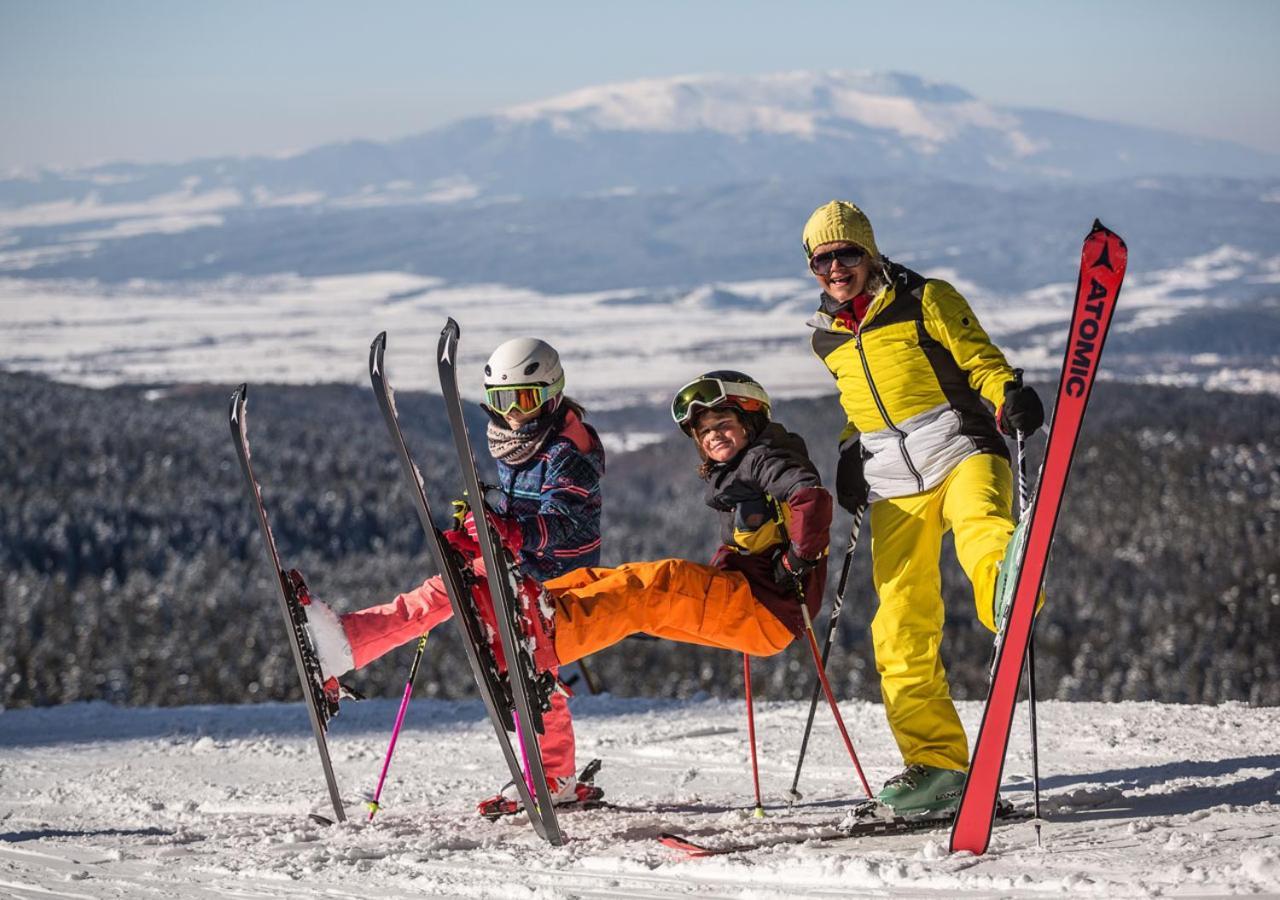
[487,409,562,467]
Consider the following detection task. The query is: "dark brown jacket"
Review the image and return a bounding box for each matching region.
[704,423,833,635]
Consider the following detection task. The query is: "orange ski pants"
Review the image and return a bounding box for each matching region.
[544,558,796,664]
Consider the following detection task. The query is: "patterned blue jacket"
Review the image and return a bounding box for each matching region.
[492,407,605,582]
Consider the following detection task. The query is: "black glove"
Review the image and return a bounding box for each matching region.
[707,478,765,513]
[998,381,1044,436]
[835,438,869,513]
[773,544,817,595]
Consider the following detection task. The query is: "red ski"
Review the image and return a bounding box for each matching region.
[950,220,1128,855]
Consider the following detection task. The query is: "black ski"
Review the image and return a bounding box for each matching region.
[436,319,566,846]
[660,806,1031,857]
[228,385,346,824]
[367,332,555,841]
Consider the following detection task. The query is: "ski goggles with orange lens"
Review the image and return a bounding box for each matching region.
[484,376,564,416]
[808,247,866,275]
[671,376,769,428]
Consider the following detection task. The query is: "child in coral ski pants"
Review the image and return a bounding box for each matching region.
[311,339,604,785]
[343,567,577,779]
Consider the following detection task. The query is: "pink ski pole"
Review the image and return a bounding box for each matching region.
[744,654,765,818]
[366,634,428,821]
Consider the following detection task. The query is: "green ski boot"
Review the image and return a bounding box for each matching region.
[873,764,967,818]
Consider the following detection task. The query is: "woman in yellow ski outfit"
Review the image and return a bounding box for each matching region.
[802,199,1044,816]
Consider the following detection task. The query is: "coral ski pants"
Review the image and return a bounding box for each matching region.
[869,450,1030,773]
[340,568,576,780]
[544,559,796,664]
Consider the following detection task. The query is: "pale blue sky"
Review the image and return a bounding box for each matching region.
[3,0,1279,170]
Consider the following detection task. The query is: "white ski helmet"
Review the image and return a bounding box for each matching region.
[482,337,565,416]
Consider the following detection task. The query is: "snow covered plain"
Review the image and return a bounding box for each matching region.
[2,695,1279,898]
[3,243,1278,404]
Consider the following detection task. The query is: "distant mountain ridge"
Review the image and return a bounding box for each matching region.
[4,70,1279,216]
[495,70,1029,149]
[7,172,1278,296]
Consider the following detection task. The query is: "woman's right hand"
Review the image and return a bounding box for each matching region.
[835,439,869,513]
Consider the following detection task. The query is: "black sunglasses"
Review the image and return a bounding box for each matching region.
[809,247,866,275]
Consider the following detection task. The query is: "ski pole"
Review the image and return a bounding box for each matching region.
[798,602,873,799]
[787,506,865,804]
[1010,366,1044,845]
[574,657,603,695]
[366,633,428,821]
[1016,427,1043,846]
[743,654,765,818]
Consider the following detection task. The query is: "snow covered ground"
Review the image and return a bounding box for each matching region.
[2,695,1278,898]
[2,242,1278,405]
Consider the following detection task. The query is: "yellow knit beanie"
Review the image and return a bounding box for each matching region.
[801,200,879,260]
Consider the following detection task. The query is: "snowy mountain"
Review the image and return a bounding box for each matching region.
[3,70,1278,219]
[479,69,1280,187]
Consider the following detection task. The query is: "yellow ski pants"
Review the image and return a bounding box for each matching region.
[869,451,1025,772]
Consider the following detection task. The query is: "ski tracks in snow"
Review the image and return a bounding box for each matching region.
[1,696,1279,897]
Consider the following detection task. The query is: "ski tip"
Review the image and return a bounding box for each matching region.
[308,812,335,827]
[1086,218,1128,265]
[369,333,386,377]
[1089,218,1126,247]
[229,384,247,419]
[657,832,715,855]
[438,319,460,364]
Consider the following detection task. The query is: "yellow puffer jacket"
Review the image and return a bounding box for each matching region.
[808,260,1013,500]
